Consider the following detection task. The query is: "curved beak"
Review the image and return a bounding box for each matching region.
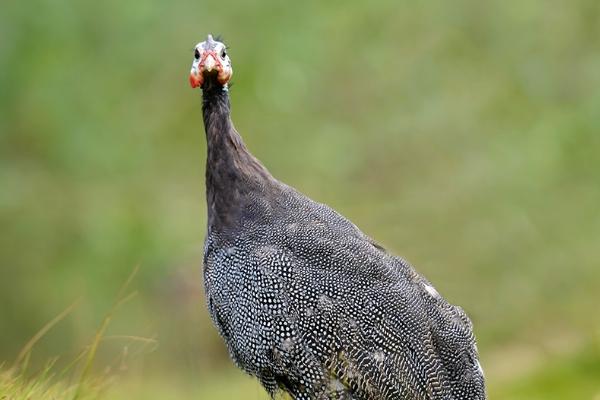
[202,54,217,72]
[190,51,223,89]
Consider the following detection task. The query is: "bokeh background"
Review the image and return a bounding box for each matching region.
[1,0,599,398]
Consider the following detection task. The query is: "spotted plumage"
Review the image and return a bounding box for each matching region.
[191,35,486,400]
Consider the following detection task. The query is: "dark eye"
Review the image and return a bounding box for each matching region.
[221,49,227,59]
[194,49,200,59]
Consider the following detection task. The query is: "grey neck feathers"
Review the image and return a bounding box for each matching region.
[201,81,274,233]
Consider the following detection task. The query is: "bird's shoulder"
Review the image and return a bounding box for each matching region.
[206,181,417,281]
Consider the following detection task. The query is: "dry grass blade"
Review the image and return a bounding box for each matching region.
[72,265,140,400]
[13,300,80,373]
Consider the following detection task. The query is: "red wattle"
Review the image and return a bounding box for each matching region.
[189,73,202,88]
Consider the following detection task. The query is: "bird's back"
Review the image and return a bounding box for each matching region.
[203,183,486,400]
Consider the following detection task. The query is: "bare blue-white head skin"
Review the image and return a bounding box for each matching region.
[189,34,233,89]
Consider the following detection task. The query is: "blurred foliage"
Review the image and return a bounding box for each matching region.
[1,0,599,398]
[491,341,600,400]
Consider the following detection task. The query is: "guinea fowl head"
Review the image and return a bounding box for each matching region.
[189,34,233,89]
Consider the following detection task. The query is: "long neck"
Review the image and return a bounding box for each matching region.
[201,82,272,232]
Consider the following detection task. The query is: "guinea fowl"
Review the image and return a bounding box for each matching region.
[189,34,486,400]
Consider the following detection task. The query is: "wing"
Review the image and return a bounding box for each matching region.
[324,271,486,400]
[275,219,486,400]
[205,192,485,400]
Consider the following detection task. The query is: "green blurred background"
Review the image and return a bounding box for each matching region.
[1,0,599,398]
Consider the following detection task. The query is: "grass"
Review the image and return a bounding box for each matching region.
[0,268,153,400]
[0,364,103,400]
